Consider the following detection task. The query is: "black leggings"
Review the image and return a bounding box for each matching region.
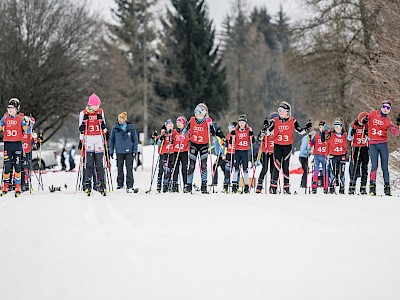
[271,144,292,188]
[187,143,209,184]
[233,150,249,184]
[258,152,274,184]
[172,151,188,185]
[349,146,369,186]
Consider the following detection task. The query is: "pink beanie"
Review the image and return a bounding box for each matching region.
[176,116,187,126]
[88,93,101,106]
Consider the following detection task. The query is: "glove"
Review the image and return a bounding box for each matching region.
[97,113,103,120]
[305,120,312,131]
[100,122,106,130]
[159,135,165,141]
[205,117,213,124]
[263,119,269,128]
[23,115,30,125]
[351,128,356,135]
[249,130,253,136]
[79,122,86,133]
[230,130,236,136]
[110,153,114,159]
[397,114,400,125]
[152,130,158,139]
[83,114,89,120]
[361,116,368,125]
[78,140,83,150]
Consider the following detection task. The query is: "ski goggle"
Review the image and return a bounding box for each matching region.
[382,104,391,110]
[278,107,288,114]
[334,124,342,128]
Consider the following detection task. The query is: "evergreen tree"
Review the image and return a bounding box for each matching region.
[158,0,229,117]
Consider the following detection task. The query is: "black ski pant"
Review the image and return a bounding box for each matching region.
[116,153,134,189]
[84,152,105,190]
[233,150,249,185]
[3,141,22,185]
[212,155,226,185]
[349,146,369,186]
[328,155,346,189]
[172,151,188,185]
[271,144,292,188]
[299,156,309,187]
[258,152,274,184]
[162,152,174,185]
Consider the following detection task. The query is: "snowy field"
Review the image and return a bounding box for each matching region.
[1,146,400,300]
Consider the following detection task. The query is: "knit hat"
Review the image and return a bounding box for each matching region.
[238,114,247,122]
[165,118,173,126]
[88,93,101,106]
[319,120,326,126]
[228,121,237,130]
[118,112,127,120]
[8,98,20,110]
[176,116,187,126]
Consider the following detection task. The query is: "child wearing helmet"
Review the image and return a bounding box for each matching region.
[360,100,400,196]
[0,98,29,196]
[347,111,369,195]
[78,93,108,195]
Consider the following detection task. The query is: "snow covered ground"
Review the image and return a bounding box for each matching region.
[1,146,400,300]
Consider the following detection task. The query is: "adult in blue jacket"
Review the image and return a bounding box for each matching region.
[109,112,138,192]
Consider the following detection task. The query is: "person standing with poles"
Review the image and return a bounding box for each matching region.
[78,93,108,196]
[347,112,369,195]
[109,112,138,193]
[265,101,312,194]
[360,100,400,196]
[0,98,29,197]
[309,121,329,194]
[171,116,190,192]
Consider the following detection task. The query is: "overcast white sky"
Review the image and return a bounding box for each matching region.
[85,0,303,29]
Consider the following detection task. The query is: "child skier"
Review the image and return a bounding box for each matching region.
[360,100,400,196]
[256,112,278,193]
[347,111,369,195]
[0,98,29,196]
[21,115,35,191]
[230,114,254,193]
[185,103,223,194]
[171,116,189,192]
[309,120,329,194]
[325,118,347,194]
[157,119,174,193]
[222,122,237,193]
[265,101,312,194]
[78,93,108,196]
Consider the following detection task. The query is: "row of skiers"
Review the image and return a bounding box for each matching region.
[152,99,400,196]
[0,98,39,196]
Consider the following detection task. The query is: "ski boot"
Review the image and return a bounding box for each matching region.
[171,182,179,193]
[232,183,238,194]
[348,184,355,195]
[369,181,376,196]
[244,184,250,194]
[84,182,92,196]
[256,183,263,194]
[157,182,162,193]
[98,181,107,196]
[184,184,192,193]
[311,182,317,194]
[201,183,209,194]
[162,184,168,193]
[1,183,9,196]
[384,183,392,196]
[339,186,345,194]
[329,186,335,194]
[283,185,291,195]
[117,185,124,190]
[360,185,367,195]
[269,186,277,194]
[323,188,329,194]
[15,184,21,197]
[223,183,229,193]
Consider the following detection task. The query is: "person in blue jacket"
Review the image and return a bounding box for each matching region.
[299,132,312,188]
[109,112,138,192]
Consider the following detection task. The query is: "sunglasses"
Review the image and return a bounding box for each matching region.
[382,104,391,110]
[194,109,202,115]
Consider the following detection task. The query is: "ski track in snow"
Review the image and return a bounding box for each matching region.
[0,146,400,300]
